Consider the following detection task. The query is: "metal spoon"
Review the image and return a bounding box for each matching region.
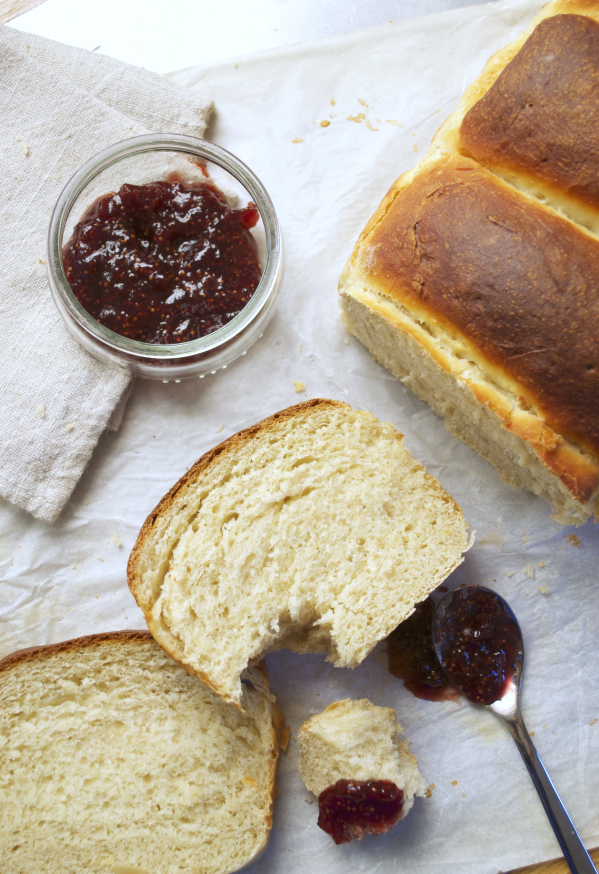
[432,585,596,874]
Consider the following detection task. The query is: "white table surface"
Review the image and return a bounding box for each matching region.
[10,0,488,72]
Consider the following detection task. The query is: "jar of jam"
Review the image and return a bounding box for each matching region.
[47,134,284,380]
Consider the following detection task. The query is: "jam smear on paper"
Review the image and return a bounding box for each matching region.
[387,594,458,702]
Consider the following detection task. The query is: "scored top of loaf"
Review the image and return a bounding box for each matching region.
[460,14,599,212]
[128,399,469,708]
[345,151,599,470]
[339,0,599,514]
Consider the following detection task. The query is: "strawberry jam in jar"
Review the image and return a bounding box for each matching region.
[63,178,262,345]
[47,135,283,380]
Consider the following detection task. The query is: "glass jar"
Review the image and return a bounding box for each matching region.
[47,133,284,381]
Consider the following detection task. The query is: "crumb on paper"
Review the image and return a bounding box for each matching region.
[65,422,75,432]
[348,112,366,124]
[530,731,535,737]
[537,585,549,594]
[523,565,535,580]
[461,793,466,798]
[345,337,351,344]
[568,534,581,548]
[451,780,458,786]
[37,404,45,419]
[320,120,330,127]
[386,119,402,126]
[19,140,30,157]
[330,98,335,105]
[279,726,290,751]
[413,143,418,152]
[477,530,504,550]
[71,563,77,570]
[425,788,432,798]
[305,797,314,804]
[292,138,303,143]
[591,718,598,726]
[216,424,223,433]
[430,783,435,789]
[38,258,45,265]
[537,560,546,568]
[358,98,368,107]
[111,534,122,548]
[366,120,379,131]
[293,381,306,393]
[506,570,515,578]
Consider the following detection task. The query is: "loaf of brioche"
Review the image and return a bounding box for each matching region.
[0,632,278,874]
[298,698,425,810]
[128,399,469,709]
[339,0,599,526]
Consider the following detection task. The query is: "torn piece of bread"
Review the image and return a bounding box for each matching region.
[0,632,278,874]
[128,399,469,709]
[298,698,425,838]
[339,0,599,526]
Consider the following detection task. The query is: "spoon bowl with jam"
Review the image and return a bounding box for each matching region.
[433,586,597,874]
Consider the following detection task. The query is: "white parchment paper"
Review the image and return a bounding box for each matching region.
[1,1,598,871]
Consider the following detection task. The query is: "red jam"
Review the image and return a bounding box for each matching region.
[433,586,520,705]
[318,779,404,844]
[387,595,458,702]
[62,179,262,344]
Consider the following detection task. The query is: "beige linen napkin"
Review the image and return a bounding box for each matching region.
[0,26,213,524]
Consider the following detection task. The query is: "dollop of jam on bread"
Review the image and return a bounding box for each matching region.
[317,779,404,844]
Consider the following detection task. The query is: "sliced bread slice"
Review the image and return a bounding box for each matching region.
[298,697,425,809]
[128,399,469,708]
[0,631,278,874]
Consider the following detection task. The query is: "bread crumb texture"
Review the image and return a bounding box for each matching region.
[298,698,425,818]
[129,400,468,707]
[0,635,277,874]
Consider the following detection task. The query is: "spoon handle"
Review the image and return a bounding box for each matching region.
[502,711,597,874]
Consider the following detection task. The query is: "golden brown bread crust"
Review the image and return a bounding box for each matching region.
[0,629,153,674]
[353,152,599,460]
[459,14,599,211]
[340,284,599,506]
[340,2,599,518]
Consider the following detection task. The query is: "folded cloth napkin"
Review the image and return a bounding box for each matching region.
[0,25,213,524]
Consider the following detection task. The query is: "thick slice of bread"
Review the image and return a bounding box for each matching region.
[0,631,278,874]
[298,698,425,816]
[128,399,469,709]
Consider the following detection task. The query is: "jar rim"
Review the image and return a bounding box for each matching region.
[47,133,282,361]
